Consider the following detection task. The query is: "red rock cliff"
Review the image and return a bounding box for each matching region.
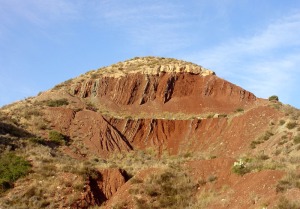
[68,57,256,116]
[30,57,263,158]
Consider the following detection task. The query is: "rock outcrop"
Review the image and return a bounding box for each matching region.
[68,57,256,117]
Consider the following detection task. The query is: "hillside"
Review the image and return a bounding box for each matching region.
[0,56,300,208]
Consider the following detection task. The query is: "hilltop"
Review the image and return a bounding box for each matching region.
[0,56,300,208]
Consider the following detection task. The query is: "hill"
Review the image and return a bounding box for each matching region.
[0,56,300,208]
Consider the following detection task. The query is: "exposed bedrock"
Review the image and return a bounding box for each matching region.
[70,73,256,114]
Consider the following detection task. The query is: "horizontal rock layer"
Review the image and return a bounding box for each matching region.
[70,72,256,115]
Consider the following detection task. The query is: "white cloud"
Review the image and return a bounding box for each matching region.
[243,54,299,95]
[189,12,300,64]
[184,11,300,106]
[98,1,182,22]
[0,0,80,27]
[93,1,192,54]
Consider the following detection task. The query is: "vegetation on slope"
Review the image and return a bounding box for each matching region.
[0,152,31,193]
[0,106,300,208]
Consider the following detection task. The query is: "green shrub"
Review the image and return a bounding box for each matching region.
[207,175,217,182]
[279,120,285,125]
[24,109,42,119]
[235,108,244,113]
[0,153,31,193]
[46,99,69,107]
[286,122,297,129]
[278,139,288,145]
[257,154,269,160]
[269,95,279,102]
[293,135,300,144]
[262,131,274,141]
[250,140,261,149]
[250,131,273,149]
[48,131,66,145]
[232,159,250,175]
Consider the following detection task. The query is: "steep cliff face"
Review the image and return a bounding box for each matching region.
[69,111,133,156]
[64,58,253,114]
[69,69,256,115]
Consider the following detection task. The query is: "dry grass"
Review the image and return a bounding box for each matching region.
[97,106,223,120]
[0,142,91,209]
[275,196,300,209]
[0,142,213,208]
[129,164,197,209]
[281,105,300,122]
[94,148,191,177]
[250,131,274,149]
[105,149,228,209]
[192,189,219,208]
[276,171,300,193]
[232,153,285,176]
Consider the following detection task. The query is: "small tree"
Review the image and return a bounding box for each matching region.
[232,159,250,175]
[49,130,66,145]
[46,99,69,107]
[0,153,31,193]
[268,95,279,102]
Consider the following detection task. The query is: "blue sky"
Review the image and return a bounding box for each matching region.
[1,0,300,108]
